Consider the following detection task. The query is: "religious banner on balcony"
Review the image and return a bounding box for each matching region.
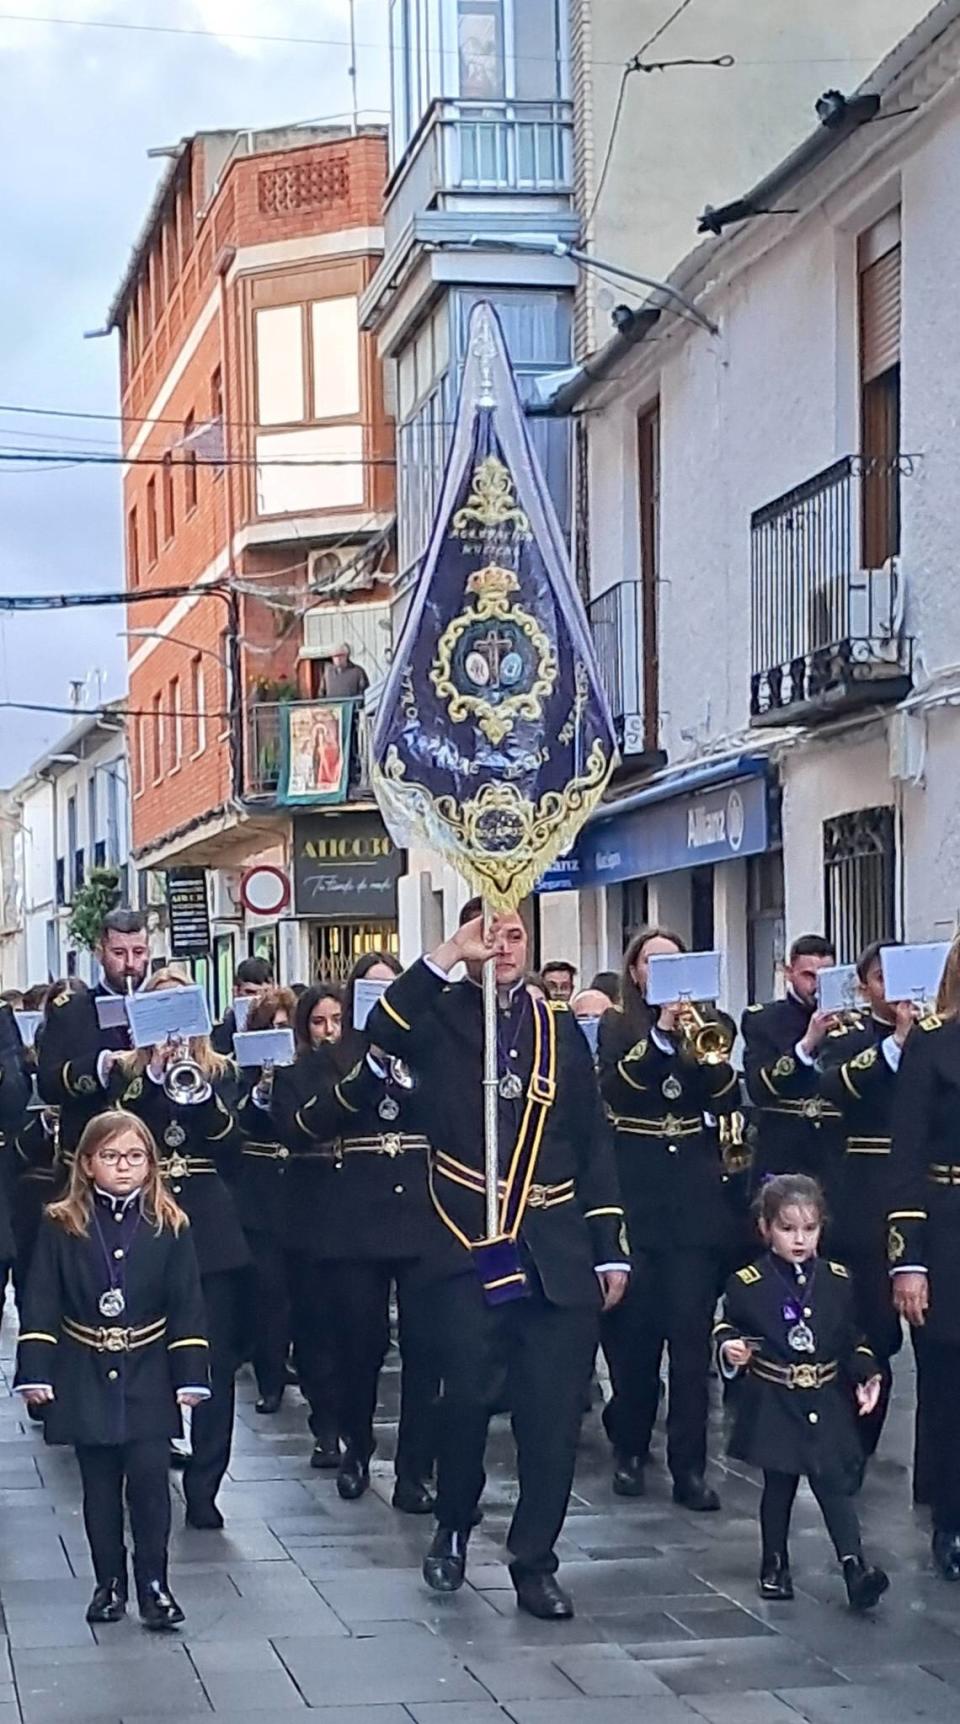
[278,700,354,806]
[371,302,617,910]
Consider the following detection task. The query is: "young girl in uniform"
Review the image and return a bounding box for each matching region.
[715,1173,889,1611]
[15,1110,210,1630]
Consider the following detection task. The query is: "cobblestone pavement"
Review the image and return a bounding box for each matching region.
[1,1306,958,1724]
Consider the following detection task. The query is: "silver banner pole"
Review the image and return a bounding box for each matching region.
[482,900,499,1238]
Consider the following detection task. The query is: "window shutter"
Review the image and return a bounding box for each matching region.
[859,212,901,383]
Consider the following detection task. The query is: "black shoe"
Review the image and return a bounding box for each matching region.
[255,1391,283,1415]
[514,1572,574,1620]
[336,1452,370,1501]
[185,1500,224,1531]
[933,1530,960,1581]
[139,1582,185,1632]
[392,1477,435,1515]
[26,1400,46,1424]
[843,1555,889,1612]
[310,1438,341,1470]
[423,1526,469,1593]
[86,1579,127,1623]
[758,1554,794,1601]
[672,1473,721,1512]
[612,1454,646,1498]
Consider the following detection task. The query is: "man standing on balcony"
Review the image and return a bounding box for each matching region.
[320,644,369,701]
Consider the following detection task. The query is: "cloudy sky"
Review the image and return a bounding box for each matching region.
[0,0,390,783]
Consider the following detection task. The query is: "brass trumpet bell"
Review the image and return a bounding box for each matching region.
[679,1002,734,1065]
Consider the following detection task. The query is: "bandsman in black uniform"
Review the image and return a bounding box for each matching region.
[235,986,298,1416]
[0,994,29,1288]
[38,909,151,1157]
[211,957,273,1057]
[105,967,248,1531]
[818,941,910,1456]
[366,902,628,1621]
[887,934,960,1579]
[272,953,437,1513]
[741,934,843,1186]
[598,928,739,1510]
[15,1110,209,1630]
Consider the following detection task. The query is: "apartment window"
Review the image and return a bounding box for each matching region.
[210,366,224,476]
[823,807,895,964]
[87,775,97,861]
[127,506,140,587]
[105,766,121,862]
[151,693,163,782]
[183,413,198,513]
[514,0,564,98]
[169,678,183,770]
[637,401,660,752]
[190,654,206,755]
[133,717,145,798]
[146,477,158,564]
[219,630,234,740]
[859,209,901,570]
[458,1,505,99]
[161,453,175,543]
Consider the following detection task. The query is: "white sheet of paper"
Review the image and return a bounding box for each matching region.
[880,942,951,1004]
[646,951,722,1007]
[14,1011,43,1047]
[126,985,212,1050]
[816,965,860,1014]
[95,994,130,1031]
[233,1028,296,1068]
[575,1014,601,1056]
[353,977,389,1030]
[231,996,252,1031]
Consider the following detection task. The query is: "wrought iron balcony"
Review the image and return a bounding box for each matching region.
[243,698,371,805]
[750,455,913,725]
[587,581,652,759]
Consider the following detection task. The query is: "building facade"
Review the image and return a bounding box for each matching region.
[109,125,402,998]
[536,0,960,1018]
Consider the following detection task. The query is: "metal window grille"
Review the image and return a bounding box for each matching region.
[822,807,895,964]
[313,922,400,984]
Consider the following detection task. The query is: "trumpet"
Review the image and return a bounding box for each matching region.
[678,999,734,1066]
[254,1059,277,1104]
[163,1037,206,1104]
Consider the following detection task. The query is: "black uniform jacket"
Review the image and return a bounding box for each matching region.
[269,1041,433,1262]
[819,1014,899,1254]
[888,1014,960,1344]
[37,985,132,1155]
[715,1253,877,1487]
[235,1081,290,1240]
[598,1007,739,1252]
[365,960,625,1308]
[105,1068,249,1278]
[11,1109,63,1265]
[741,996,843,1183]
[0,1004,30,1263]
[15,1199,209,1446]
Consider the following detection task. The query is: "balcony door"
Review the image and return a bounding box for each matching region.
[858,210,901,571]
[637,401,660,753]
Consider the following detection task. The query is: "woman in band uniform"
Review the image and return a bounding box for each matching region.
[598,928,738,1511]
[105,967,248,1531]
[272,954,437,1512]
[235,986,297,1415]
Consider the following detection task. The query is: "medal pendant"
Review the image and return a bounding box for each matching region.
[787,1320,815,1354]
[662,1074,683,1102]
[378,1095,400,1122]
[99,1288,125,1319]
[389,1059,415,1091]
[499,1072,523,1101]
[164,1122,187,1149]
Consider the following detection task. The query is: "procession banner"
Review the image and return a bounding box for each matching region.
[278,701,353,806]
[370,302,617,911]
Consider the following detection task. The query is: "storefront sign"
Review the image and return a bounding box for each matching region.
[292,812,402,919]
[537,773,773,893]
[165,868,212,956]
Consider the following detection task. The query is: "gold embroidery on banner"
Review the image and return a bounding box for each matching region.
[452,456,531,538]
[430,563,558,745]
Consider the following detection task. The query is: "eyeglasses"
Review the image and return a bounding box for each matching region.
[95,1150,149,1168]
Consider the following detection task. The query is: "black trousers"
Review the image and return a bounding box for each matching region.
[912,1332,960,1531]
[325,1258,437,1481]
[76,1438,171,1603]
[432,1272,597,1578]
[760,1468,862,1563]
[602,1245,719,1480]
[184,1269,243,1514]
[246,1231,290,1401]
[286,1250,340,1444]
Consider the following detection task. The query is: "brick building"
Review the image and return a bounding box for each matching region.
[109,125,400,1000]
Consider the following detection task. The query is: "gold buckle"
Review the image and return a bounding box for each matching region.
[790,1363,818,1389]
[99,1328,129,1353]
[166,1153,189,1179]
[382,1134,402,1158]
[526,1184,547,1209]
[663,1114,683,1136]
[802,1099,823,1121]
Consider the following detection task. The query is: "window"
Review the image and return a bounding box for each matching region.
[256,306,305,425]
[161,453,175,543]
[127,506,140,587]
[458,1,505,99]
[210,365,224,476]
[169,678,182,769]
[87,775,97,858]
[134,717,145,798]
[747,851,785,1004]
[190,655,206,755]
[219,630,234,739]
[151,692,163,782]
[859,210,901,569]
[146,478,158,564]
[514,0,564,98]
[311,297,360,418]
[183,413,198,513]
[638,402,660,752]
[105,766,121,862]
[823,807,895,964]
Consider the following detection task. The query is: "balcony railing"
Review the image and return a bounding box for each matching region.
[750,455,913,724]
[385,97,573,253]
[587,581,647,757]
[244,698,371,803]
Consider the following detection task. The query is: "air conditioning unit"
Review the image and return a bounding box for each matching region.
[308,545,374,594]
[208,869,242,921]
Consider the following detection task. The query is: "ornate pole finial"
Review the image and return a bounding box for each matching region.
[470,304,497,408]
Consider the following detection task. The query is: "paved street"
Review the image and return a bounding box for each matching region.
[0,1309,958,1724]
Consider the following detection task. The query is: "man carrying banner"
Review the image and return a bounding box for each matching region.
[367,302,626,1618]
[367,904,627,1618]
